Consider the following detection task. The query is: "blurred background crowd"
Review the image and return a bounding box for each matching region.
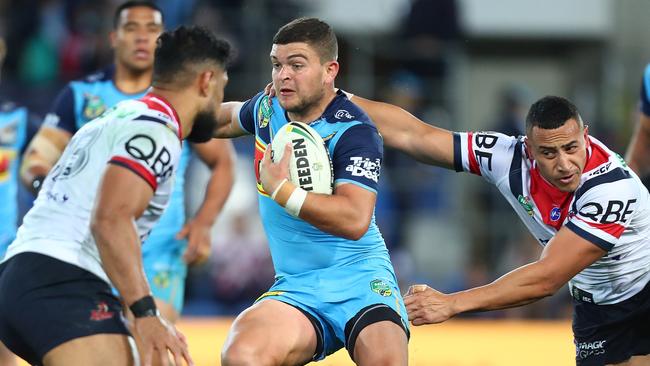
[2,0,650,319]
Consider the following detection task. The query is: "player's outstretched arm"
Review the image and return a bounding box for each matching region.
[180,139,236,264]
[625,111,650,177]
[91,164,193,366]
[20,125,71,194]
[405,227,606,325]
[349,94,455,169]
[213,101,248,138]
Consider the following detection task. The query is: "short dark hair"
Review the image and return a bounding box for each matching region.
[152,26,231,87]
[525,96,582,132]
[113,1,163,29]
[272,17,338,62]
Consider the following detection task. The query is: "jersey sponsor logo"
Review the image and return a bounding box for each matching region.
[346,157,380,183]
[588,162,612,177]
[258,95,273,128]
[575,340,606,360]
[81,93,107,121]
[578,199,637,224]
[518,195,534,216]
[550,207,562,221]
[125,134,174,180]
[370,279,392,297]
[335,109,354,120]
[470,133,498,172]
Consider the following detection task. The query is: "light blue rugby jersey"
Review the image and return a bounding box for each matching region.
[640,63,650,116]
[44,66,191,249]
[0,101,28,252]
[238,90,390,277]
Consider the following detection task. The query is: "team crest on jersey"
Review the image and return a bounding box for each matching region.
[370,279,392,297]
[153,271,170,289]
[518,195,534,216]
[82,93,107,120]
[258,96,273,128]
[550,207,562,221]
[0,120,18,146]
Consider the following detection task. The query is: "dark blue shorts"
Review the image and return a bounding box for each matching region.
[0,252,129,365]
[573,281,650,365]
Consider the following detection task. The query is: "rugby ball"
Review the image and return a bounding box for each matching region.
[271,121,333,194]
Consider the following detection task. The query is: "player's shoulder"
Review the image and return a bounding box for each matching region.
[322,90,376,130]
[70,66,114,87]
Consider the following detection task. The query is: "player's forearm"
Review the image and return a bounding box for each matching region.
[298,192,371,240]
[450,262,559,314]
[20,127,71,191]
[350,96,455,168]
[625,114,650,176]
[213,102,246,138]
[91,216,150,305]
[193,156,234,226]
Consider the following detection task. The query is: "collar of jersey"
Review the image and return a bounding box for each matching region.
[140,93,182,140]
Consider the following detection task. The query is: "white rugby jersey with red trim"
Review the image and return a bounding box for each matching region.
[3,93,182,284]
[454,132,650,304]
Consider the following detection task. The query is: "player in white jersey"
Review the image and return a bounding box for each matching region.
[0,26,231,366]
[348,95,650,366]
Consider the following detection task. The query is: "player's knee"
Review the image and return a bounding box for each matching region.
[221,341,274,366]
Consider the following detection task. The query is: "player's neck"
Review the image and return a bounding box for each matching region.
[113,64,153,94]
[287,89,337,124]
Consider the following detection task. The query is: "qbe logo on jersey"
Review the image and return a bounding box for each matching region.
[346,157,380,183]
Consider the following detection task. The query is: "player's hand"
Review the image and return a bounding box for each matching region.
[404,284,456,325]
[263,82,276,98]
[134,315,194,366]
[259,142,291,195]
[178,219,212,265]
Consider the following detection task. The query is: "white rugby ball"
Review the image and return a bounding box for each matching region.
[271,121,333,194]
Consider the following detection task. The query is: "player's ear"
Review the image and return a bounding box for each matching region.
[109,31,118,49]
[583,125,590,147]
[323,60,339,84]
[198,70,213,97]
[524,137,532,158]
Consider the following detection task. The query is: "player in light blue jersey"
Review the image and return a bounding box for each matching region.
[626,63,650,187]
[214,18,409,366]
[20,0,234,354]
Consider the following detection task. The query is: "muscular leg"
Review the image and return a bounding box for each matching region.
[352,321,408,366]
[42,334,134,366]
[0,340,16,366]
[222,299,318,366]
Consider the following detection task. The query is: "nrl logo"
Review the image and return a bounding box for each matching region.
[370,279,392,297]
[517,194,534,216]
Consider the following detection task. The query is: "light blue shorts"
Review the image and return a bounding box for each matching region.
[142,234,188,314]
[256,258,409,360]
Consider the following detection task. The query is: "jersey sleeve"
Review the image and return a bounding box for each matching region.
[453,131,519,185]
[566,169,638,251]
[236,91,265,135]
[640,64,650,116]
[42,85,77,134]
[107,122,181,191]
[331,123,383,193]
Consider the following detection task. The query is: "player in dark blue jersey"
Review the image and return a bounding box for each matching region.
[20,0,234,345]
[626,63,650,187]
[214,18,409,366]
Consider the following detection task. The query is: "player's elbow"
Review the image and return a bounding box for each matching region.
[90,211,120,244]
[341,218,371,241]
[537,277,564,298]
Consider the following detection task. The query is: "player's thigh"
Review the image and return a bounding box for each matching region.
[353,320,408,366]
[42,334,134,366]
[0,340,16,366]
[222,299,318,365]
